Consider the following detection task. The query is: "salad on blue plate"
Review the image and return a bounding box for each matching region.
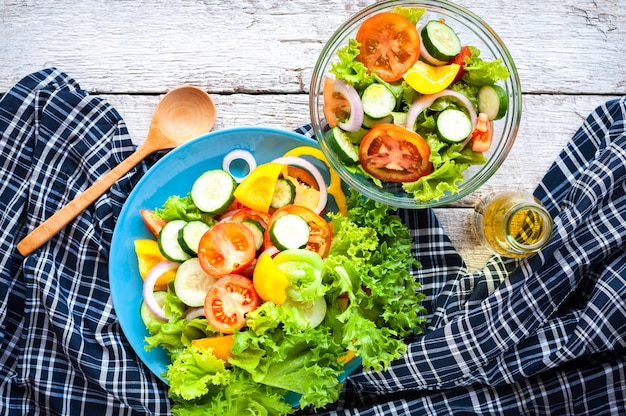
[132,144,426,415]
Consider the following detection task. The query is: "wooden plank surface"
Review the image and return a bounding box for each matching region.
[2,0,624,270]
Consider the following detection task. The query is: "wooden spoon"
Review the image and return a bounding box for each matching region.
[17,85,216,257]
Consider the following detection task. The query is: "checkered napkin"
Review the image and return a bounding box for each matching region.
[1,68,624,415]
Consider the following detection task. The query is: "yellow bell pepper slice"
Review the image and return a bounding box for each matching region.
[233,162,285,213]
[134,239,176,291]
[403,61,460,95]
[252,252,290,305]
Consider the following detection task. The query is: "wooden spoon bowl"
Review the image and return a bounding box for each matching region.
[17,85,216,256]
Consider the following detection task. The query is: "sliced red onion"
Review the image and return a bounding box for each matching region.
[184,306,206,321]
[142,260,179,321]
[405,89,477,139]
[262,245,280,258]
[223,149,257,183]
[332,79,364,132]
[271,156,328,214]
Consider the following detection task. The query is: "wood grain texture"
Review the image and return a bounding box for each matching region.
[2,0,623,269]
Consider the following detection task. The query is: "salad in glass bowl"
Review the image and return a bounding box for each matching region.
[310,0,522,208]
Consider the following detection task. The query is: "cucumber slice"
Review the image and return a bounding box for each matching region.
[391,111,408,126]
[361,83,396,119]
[286,297,327,328]
[178,220,211,256]
[174,258,218,307]
[241,219,265,251]
[327,127,359,164]
[158,220,192,262]
[421,20,462,62]
[190,169,236,214]
[362,113,393,128]
[140,291,168,327]
[436,108,472,143]
[270,178,296,209]
[478,85,509,120]
[269,213,310,250]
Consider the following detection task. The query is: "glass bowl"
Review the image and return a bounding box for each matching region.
[309,0,522,208]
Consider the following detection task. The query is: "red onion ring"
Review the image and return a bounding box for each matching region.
[223,149,257,183]
[184,306,206,321]
[271,156,328,214]
[405,89,477,139]
[332,79,364,132]
[142,260,179,321]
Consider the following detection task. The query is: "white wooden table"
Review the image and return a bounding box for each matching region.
[2,0,624,270]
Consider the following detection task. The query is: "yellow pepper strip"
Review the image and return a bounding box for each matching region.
[134,239,176,291]
[191,335,235,362]
[233,162,286,213]
[283,146,347,215]
[252,252,290,305]
[403,61,460,95]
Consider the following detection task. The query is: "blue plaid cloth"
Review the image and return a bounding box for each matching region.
[1,68,625,415]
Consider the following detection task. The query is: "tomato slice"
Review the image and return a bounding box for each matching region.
[359,123,432,182]
[355,12,420,82]
[472,112,493,153]
[197,222,257,278]
[140,209,167,237]
[204,274,260,334]
[264,205,332,258]
[450,45,471,84]
[323,77,351,128]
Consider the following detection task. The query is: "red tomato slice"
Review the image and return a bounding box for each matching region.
[264,205,332,258]
[197,222,257,278]
[359,123,432,183]
[140,209,167,237]
[355,12,420,82]
[204,274,260,334]
[450,45,471,84]
[472,112,493,153]
[323,77,351,128]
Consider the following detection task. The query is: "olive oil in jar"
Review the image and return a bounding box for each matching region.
[472,191,553,258]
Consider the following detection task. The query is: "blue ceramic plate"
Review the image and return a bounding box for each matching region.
[109,126,361,407]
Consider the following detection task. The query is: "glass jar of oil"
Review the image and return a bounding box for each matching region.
[471,191,553,258]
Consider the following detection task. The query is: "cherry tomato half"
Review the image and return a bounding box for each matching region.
[264,205,332,258]
[204,274,260,334]
[472,112,493,153]
[450,45,472,84]
[359,123,432,183]
[323,77,351,128]
[197,222,257,278]
[355,12,421,82]
[140,209,167,238]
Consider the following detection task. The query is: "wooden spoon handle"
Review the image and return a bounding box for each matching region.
[17,145,153,257]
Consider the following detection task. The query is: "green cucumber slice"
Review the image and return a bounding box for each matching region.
[270,178,296,209]
[178,220,211,256]
[436,108,472,143]
[269,214,310,250]
[421,20,462,62]
[140,291,168,327]
[174,257,218,307]
[190,169,236,214]
[478,85,509,120]
[361,83,396,119]
[158,220,192,262]
[327,127,359,165]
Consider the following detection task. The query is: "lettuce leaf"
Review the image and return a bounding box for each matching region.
[462,46,510,86]
[154,194,216,224]
[324,192,426,371]
[329,39,375,91]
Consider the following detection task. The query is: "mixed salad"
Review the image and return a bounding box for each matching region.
[134,146,426,414]
[322,6,511,201]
